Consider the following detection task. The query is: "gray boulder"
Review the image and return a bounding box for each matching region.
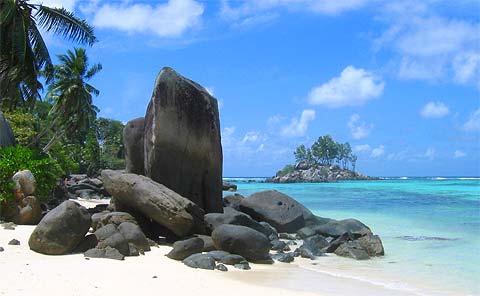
[358,234,384,256]
[0,111,15,148]
[143,67,223,213]
[29,201,91,255]
[123,117,145,175]
[84,246,125,260]
[94,224,130,256]
[239,190,305,232]
[301,234,329,256]
[182,253,216,270]
[101,170,205,237]
[12,170,36,196]
[211,224,270,262]
[204,207,270,237]
[194,235,216,252]
[313,219,372,238]
[223,194,244,210]
[272,252,295,263]
[324,232,355,253]
[334,241,370,260]
[207,251,246,265]
[166,237,204,260]
[117,222,151,252]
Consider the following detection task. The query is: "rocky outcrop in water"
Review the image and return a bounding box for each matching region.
[267,162,377,183]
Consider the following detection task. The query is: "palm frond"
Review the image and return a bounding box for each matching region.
[85,63,102,79]
[28,17,53,79]
[35,6,97,46]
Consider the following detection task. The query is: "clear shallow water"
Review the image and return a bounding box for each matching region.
[224,177,480,295]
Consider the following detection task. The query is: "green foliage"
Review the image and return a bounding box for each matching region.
[4,110,38,146]
[0,0,96,111]
[0,146,63,201]
[294,135,358,171]
[83,130,101,176]
[276,164,295,177]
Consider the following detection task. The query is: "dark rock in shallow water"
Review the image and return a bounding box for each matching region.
[223,194,244,210]
[29,201,91,255]
[124,117,145,175]
[183,253,216,270]
[211,224,270,262]
[239,190,305,233]
[84,246,125,260]
[302,235,329,256]
[166,237,204,260]
[101,170,205,236]
[294,246,316,260]
[222,182,237,192]
[358,234,384,256]
[313,219,372,238]
[334,241,370,260]
[273,252,295,263]
[215,264,228,271]
[279,233,297,240]
[324,232,355,253]
[144,67,223,213]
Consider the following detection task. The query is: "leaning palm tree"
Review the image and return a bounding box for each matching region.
[40,48,101,152]
[0,0,96,111]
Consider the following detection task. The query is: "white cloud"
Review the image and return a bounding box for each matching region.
[281,109,316,137]
[348,114,373,139]
[420,101,450,119]
[308,66,384,107]
[423,148,436,160]
[454,150,466,158]
[371,145,385,157]
[463,108,480,132]
[221,126,236,146]
[91,0,204,38]
[221,0,370,26]
[354,144,371,153]
[242,131,261,143]
[375,9,480,84]
[267,114,284,127]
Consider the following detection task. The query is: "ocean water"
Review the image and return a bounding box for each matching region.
[224,177,480,296]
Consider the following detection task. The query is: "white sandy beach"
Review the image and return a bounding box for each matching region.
[0,199,418,296]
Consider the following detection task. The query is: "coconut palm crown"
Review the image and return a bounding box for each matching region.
[0,0,97,111]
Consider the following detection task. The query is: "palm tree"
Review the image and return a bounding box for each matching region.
[0,0,96,111]
[41,48,101,152]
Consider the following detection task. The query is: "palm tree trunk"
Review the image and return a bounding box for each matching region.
[42,129,64,153]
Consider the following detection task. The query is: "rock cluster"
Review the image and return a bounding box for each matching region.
[1,170,42,225]
[267,163,378,183]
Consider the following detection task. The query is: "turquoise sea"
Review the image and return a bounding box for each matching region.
[223,177,480,296]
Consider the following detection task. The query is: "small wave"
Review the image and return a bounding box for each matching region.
[458,177,480,180]
[300,265,426,296]
[397,236,458,241]
[433,177,447,180]
[400,177,408,180]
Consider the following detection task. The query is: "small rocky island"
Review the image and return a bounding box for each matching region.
[2,67,384,272]
[267,136,378,183]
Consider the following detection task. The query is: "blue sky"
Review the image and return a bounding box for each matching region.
[40,0,479,177]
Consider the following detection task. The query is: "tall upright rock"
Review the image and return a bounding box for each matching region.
[123,117,145,175]
[143,67,223,213]
[0,110,15,148]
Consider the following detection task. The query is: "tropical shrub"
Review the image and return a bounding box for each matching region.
[0,146,63,201]
[277,164,295,177]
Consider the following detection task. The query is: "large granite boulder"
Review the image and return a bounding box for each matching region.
[101,170,205,237]
[29,201,91,255]
[239,190,305,233]
[0,111,15,148]
[334,240,370,260]
[123,117,145,175]
[143,67,223,213]
[358,234,384,256]
[313,219,372,238]
[211,224,270,262]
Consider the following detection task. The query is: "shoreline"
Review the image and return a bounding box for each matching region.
[1,224,417,296]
